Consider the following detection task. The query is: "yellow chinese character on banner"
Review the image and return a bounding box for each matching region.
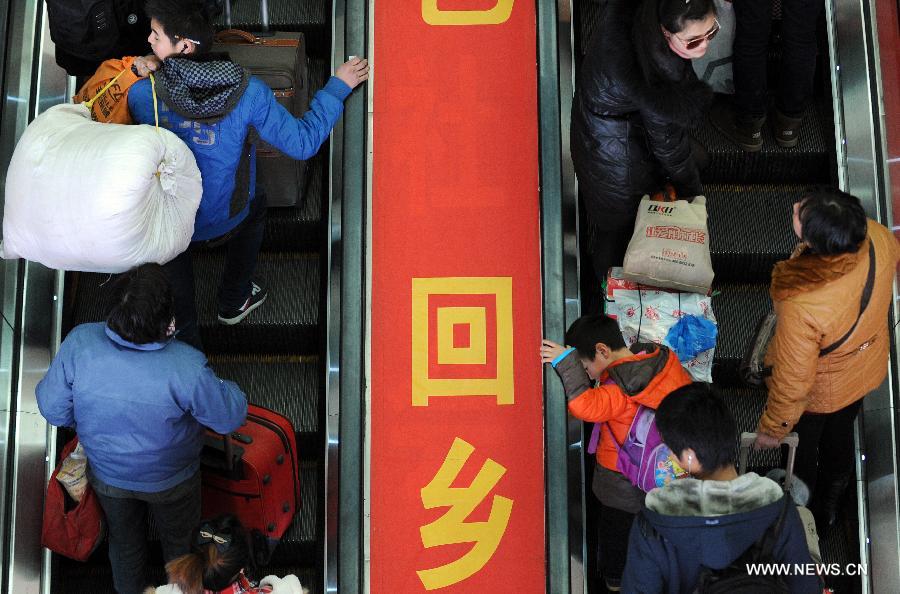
[417,438,513,590]
[422,0,514,26]
[411,277,514,406]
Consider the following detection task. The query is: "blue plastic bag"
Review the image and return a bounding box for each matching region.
[665,315,718,361]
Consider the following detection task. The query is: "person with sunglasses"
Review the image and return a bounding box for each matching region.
[711,0,825,151]
[571,0,717,304]
[145,515,308,594]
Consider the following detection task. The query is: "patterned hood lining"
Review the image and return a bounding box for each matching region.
[156,57,249,121]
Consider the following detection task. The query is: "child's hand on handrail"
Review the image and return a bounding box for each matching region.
[540,339,569,365]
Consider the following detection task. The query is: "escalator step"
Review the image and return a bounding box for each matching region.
[719,387,781,471]
[707,183,799,283]
[142,463,319,579]
[53,559,318,593]
[64,253,320,356]
[711,282,772,385]
[194,251,320,355]
[696,98,832,184]
[208,355,320,435]
[214,0,329,30]
[263,152,324,252]
[268,461,319,565]
[53,555,166,594]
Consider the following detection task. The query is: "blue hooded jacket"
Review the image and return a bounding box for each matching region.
[36,323,247,492]
[128,57,351,241]
[622,474,821,593]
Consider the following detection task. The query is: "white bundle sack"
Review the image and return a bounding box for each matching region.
[1,103,201,273]
[622,195,714,295]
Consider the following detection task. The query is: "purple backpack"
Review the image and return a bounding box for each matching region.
[600,406,685,492]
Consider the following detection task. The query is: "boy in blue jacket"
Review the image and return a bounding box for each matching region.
[128,0,368,348]
[622,383,820,593]
[36,264,248,594]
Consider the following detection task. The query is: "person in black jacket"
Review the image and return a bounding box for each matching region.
[711,0,825,151]
[572,0,715,292]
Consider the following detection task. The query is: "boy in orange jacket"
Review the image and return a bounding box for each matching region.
[541,314,691,591]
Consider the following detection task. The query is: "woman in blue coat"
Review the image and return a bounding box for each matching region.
[622,384,820,593]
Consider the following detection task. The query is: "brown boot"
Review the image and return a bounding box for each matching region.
[710,101,765,152]
[773,108,803,148]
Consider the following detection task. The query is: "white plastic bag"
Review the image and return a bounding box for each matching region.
[606,269,717,382]
[1,103,202,273]
[622,195,714,295]
[691,0,736,93]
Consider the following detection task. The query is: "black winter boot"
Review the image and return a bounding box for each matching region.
[772,108,804,148]
[710,101,765,152]
[811,473,853,538]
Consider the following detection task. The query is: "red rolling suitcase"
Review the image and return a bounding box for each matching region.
[201,404,301,563]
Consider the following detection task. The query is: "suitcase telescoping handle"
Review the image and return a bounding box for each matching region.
[223,0,270,33]
[220,432,253,471]
[223,433,234,471]
[738,432,799,492]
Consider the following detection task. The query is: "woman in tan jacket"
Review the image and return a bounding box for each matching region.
[754,188,900,534]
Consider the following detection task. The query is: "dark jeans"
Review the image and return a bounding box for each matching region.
[91,471,201,594]
[164,194,267,350]
[597,503,636,581]
[733,0,825,117]
[786,398,863,497]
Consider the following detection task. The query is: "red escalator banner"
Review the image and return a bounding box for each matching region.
[370,0,545,592]
[875,0,900,241]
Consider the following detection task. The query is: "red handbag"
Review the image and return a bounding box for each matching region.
[41,437,106,561]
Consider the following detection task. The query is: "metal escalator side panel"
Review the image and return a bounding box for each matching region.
[0,2,68,593]
[827,0,900,592]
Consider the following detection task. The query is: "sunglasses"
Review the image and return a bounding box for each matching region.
[673,18,720,50]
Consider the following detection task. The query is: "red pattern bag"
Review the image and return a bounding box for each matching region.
[41,437,106,561]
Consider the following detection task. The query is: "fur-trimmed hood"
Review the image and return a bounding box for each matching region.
[623,474,820,593]
[639,474,788,568]
[631,74,713,127]
[645,473,783,516]
[769,240,864,301]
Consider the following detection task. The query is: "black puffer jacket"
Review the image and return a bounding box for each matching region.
[571,0,711,229]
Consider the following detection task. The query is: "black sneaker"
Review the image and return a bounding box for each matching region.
[772,108,803,148]
[218,281,268,325]
[709,101,765,152]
